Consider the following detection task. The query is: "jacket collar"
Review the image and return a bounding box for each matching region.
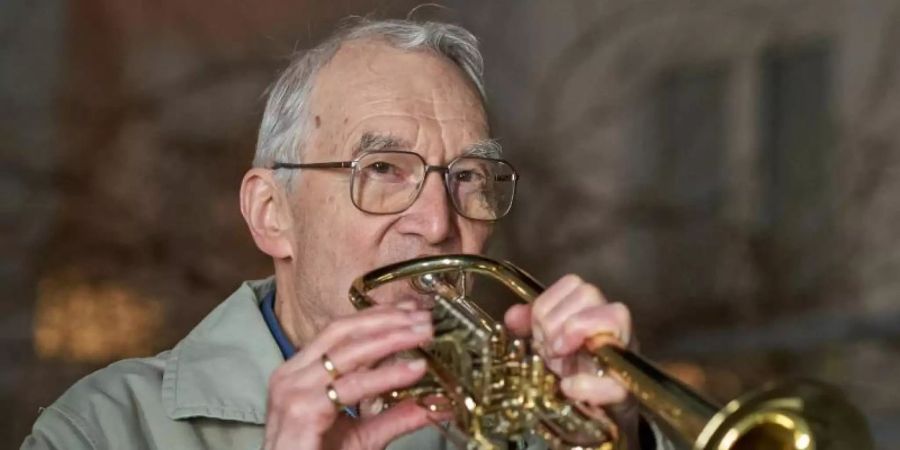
[162,277,283,424]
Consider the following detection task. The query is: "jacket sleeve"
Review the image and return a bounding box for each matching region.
[21,405,98,450]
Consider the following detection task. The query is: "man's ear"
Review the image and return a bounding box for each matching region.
[240,168,293,259]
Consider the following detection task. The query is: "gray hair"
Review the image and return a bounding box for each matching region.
[253,18,488,171]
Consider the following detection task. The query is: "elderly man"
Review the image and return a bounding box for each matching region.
[23,18,661,450]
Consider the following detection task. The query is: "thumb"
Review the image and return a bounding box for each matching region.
[504,303,532,338]
[347,400,433,450]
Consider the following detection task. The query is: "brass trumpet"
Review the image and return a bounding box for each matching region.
[349,254,872,450]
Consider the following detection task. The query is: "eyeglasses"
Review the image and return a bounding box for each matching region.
[272,151,518,221]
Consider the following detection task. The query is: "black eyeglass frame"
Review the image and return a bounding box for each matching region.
[271,150,518,221]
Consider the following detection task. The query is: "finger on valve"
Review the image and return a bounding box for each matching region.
[322,358,428,411]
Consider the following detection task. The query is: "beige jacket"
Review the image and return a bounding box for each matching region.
[21,278,448,450]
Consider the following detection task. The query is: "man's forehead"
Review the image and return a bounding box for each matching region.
[308,39,490,160]
[312,39,485,116]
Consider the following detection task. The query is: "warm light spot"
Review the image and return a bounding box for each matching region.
[661,361,707,390]
[795,433,811,449]
[34,273,163,363]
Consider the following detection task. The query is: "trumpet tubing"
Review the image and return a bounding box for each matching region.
[349,254,872,450]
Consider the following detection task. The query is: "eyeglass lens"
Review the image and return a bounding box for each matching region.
[350,152,515,220]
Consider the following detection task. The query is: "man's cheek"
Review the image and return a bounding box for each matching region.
[365,283,406,305]
[363,283,434,309]
[461,225,491,253]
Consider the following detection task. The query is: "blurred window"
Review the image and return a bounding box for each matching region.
[650,66,729,308]
[758,44,836,308]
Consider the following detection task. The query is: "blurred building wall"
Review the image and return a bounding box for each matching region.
[2,0,899,448]
[1,0,64,443]
[452,0,900,444]
[3,0,423,444]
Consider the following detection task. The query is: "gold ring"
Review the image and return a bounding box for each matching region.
[325,383,344,409]
[585,330,622,352]
[321,353,341,379]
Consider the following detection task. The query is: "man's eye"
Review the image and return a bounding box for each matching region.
[362,160,409,181]
[455,170,485,182]
[363,160,403,176]
[370,161,394,174]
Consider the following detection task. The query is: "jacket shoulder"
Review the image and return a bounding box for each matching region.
[62,353,168,408]
[22,353,170,450]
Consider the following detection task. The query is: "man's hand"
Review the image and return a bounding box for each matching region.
[504,274,640,448]
[264,302,434,450]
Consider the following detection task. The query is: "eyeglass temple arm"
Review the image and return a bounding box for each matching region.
[271,161,354,170]
[273,161,515,182]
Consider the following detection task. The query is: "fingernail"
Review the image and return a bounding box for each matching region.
[369,397,384,415]
[552,337,565,354]
[410,311,431,322]
[411,323,432,335]
[406,359,426,371]
[560,377,573,391]
[533,326,544,343]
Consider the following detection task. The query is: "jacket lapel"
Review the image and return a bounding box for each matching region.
[161,278,283,424]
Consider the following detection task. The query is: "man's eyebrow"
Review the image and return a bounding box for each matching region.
[462,139,503,159]
[352,132,412,158]
[350,134,503,159]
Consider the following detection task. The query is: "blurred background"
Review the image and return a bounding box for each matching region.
[2,0,899,447]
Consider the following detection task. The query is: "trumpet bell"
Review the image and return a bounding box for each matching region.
[695,380,873,450]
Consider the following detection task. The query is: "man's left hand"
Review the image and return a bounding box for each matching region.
[503,274,640,448]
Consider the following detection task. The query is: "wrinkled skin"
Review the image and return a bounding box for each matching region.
[240,39,637,450]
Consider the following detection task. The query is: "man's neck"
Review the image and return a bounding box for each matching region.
[272,271,319,350]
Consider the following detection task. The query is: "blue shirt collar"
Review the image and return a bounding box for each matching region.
[260,289,296,359]
[260,288,358,418]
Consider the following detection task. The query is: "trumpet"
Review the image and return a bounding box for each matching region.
[349,254,872,450]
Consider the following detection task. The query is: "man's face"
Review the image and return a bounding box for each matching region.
[284,40,493,328]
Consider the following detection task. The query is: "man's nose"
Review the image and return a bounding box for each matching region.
[395,171,456,245]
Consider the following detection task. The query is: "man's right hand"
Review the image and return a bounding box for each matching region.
[263,302,434,450]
